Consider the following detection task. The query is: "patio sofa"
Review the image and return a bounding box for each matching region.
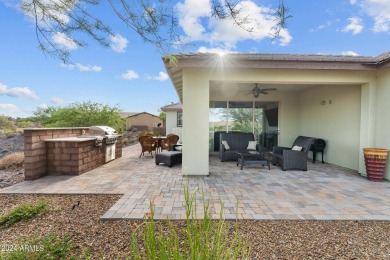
[272,136,315,171]
[219,132,259,161]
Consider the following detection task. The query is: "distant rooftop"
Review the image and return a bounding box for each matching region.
[160,102,182,112]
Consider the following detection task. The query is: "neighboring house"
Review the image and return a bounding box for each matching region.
[120,112,163,132]
[160,102,182,142]
[163,52,390,179]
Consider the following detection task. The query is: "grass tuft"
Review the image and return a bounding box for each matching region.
[129,186,251,259]
[0,152,24,169]
[0,201,48,227]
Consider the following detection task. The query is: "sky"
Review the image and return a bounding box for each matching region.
[0,0,389,118]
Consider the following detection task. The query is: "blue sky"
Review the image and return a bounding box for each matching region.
[1,0,389,118]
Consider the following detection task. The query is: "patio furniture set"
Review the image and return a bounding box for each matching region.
[140,131,318,171]
[138,133,183,167]
[220,132,317,171]
[138,134,179,158]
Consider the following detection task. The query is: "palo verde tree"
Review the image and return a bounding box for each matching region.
[33,101,125,132]
[19,0,291,63]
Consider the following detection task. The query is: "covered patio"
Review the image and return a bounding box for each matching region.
[2,145,390,220]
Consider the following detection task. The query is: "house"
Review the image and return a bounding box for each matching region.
[119,112,163,132]
[160,102,182,142]
[163,52,390,179]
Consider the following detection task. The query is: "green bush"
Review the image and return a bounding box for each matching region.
[0,201,48,227]
[33,101,126,133]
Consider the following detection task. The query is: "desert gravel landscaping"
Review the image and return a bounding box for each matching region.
[1,194,390,259]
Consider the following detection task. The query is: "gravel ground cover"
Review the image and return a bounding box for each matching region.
[0,133,24,159]
[1,194,390,259]
[0,168,24,189]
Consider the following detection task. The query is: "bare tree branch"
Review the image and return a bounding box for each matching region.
[19,0,292,63]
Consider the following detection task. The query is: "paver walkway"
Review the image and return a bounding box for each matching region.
[2,144,390,220]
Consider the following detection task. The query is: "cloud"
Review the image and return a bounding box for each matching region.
[0,83,39,100]
[350,0,357,4]
[176,0,292,50]
[110,34,128,53]
[38,104,49,110]
[50,97,65,104]
[121,70,139,80]
[154,72,169,81]
[52,32,78,50]
[0,104,18,114]
[341,51,359,56]
[146,72,169,81]
[355,0,390,32]
[343,17,364,34]
[60,63,102,72]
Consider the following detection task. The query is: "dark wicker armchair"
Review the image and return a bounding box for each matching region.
[139,135,156,158]
[272,136,315,171]
[160,134,179,152]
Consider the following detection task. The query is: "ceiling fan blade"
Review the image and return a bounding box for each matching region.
[261,88,277,91]
[259,91,269,95]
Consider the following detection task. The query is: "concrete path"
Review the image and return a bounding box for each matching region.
[2,144,390,220]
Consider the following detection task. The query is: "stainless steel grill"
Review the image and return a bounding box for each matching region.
[78,126,120,162]
[88,126,119,144]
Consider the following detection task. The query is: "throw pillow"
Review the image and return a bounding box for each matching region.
[247,141,257,150]
[221,140,230,150]
[292,145,302,151]
[175,146,182,151]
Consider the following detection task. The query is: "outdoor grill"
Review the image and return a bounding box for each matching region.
[88,126,119,145]
[79,126,120,163]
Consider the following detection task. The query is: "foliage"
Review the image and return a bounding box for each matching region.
[0,115,16,132]
[158,110,166,124]
[33,101,125,132]
[19,0,291,62]
[0,201,48,227]
[129,186,251,259]
[0,152,24,169]
[0,233,75,260]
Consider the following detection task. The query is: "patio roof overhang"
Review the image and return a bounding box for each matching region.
[163,52,390,103]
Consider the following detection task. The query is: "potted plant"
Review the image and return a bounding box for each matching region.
[363,148,388,182]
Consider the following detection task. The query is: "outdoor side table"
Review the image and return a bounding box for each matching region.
[237,151,270,170]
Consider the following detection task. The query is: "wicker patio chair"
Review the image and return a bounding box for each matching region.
[160,134,179,152]
[272,136,315,171]
[139,135,156,158]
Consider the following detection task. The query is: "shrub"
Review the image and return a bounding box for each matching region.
[0,201,48,227]
[122,138,129,146]
[0,152,24,169]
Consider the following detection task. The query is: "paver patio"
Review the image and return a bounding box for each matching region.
[1,144,390,220]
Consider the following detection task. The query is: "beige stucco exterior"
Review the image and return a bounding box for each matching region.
[164,53,390,179]
[125,112,163,131]
[165,111,182,141]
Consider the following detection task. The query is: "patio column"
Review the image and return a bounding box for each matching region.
[181,69,210,176]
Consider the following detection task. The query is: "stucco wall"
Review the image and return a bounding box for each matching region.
[179,66,379,176]
[298,85,361,170]
[126,113,163,130]
[376,66,390,179]
[165,111,182,141]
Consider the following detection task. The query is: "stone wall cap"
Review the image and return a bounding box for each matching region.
[23,127,89,130]
[44,137,96,142]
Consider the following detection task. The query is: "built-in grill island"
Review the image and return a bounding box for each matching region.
[23,127,122,180]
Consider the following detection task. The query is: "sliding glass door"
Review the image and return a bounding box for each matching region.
[209,101,278,152]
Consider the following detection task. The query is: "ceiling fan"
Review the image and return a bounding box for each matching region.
[246,83,277,98]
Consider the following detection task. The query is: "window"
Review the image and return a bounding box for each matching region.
[177,112,183,126]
